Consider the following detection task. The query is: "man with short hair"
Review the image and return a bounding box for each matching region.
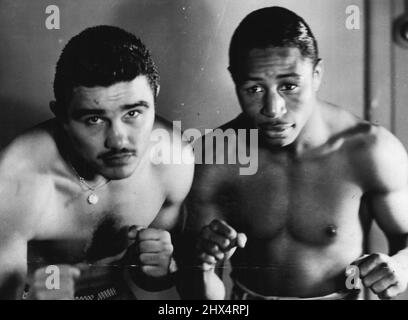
[178,6,408,300]
[0,25,194,299]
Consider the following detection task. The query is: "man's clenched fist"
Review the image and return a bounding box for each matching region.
[197,219,247,271]
[350,253,408,299]
[125,226,174,278]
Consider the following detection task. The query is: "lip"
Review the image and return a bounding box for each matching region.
[259,123,294,130]
[101,153,136,166]
[259,123,294,138]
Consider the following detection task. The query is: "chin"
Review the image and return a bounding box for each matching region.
[260,133,293,148]
[101,164,137,180]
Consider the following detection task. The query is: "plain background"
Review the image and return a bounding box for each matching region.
[0,0,365,148]
[0,0,407,299]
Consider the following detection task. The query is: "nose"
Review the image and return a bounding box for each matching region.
[104,121,129,150]
[261,91,287,118]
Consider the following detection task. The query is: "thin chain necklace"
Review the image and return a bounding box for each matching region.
[70,164,111,205]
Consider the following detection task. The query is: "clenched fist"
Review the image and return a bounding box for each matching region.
[350,253,408,299]
[197,219,247,271]
[125,226,175,278]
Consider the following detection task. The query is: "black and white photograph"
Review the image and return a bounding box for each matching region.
[0,0,408,310]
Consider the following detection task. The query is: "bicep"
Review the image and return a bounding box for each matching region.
[364,128,408,239]
[369,187,408,236]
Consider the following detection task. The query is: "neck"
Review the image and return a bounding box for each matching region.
[55,125,106,185]
[69,156,108,186]
[289,101,330,156]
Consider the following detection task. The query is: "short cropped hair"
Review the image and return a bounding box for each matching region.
[229,6,319,78]
[53,25,159,113]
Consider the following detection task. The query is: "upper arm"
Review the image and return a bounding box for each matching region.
[152,142,195,232]
[0,177,32,299]
[364,127,408,239]
[0,147,43,298]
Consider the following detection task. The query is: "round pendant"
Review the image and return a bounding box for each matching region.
[87,193,98,205]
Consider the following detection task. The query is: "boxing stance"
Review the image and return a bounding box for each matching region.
[0,26,194,299]
[178,7,408,300]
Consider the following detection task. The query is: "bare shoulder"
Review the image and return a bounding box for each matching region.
[0,119,59,172]
[188,117,244,202]
[358,124,408,192]
[0,120,58,240]
[151,115,194,203]
[326,106,408,192]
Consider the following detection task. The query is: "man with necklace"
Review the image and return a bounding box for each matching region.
[0,25,194,299]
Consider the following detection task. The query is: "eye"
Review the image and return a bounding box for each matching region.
[280,83,298,92]
[126,110,141,118]
[245,86,264,94]
[85,116,103,125]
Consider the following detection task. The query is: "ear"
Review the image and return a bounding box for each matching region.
[49,100,57,115]
[312,59,323,92]
[227,66,234,80]
[227,66,239,85]
[50,100,66,124]
[156,85,160,97]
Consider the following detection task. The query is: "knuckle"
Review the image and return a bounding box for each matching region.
[210,243,220,253]
[164,243,173,254]
[161,230,171,242]
[388,269,398,280]
[389,274,398,283]
[198,252,207,261]
[202,253,215,263]
[371,283,382,293]
[228,228,237,239]
[222,238,230,248]
[137,229,147,239]
[372,280,388,293]
[381,289,393,300]
[215,251,225,260]
[141,265,152,274]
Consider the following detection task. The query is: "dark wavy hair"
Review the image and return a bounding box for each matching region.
[229,6,319,78]
[53,25,159,114]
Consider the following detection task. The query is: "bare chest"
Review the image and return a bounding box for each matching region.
[222,153,365,245]
[29,174,170,265]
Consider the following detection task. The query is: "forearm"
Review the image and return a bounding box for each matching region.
[177,262,225,300]
[125,257,177,292]
[202,269,226,300]
[390,234,408,270]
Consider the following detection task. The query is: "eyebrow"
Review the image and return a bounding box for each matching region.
[276,73,302,79]
[243,73,302,81]
[72,101,150,118]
